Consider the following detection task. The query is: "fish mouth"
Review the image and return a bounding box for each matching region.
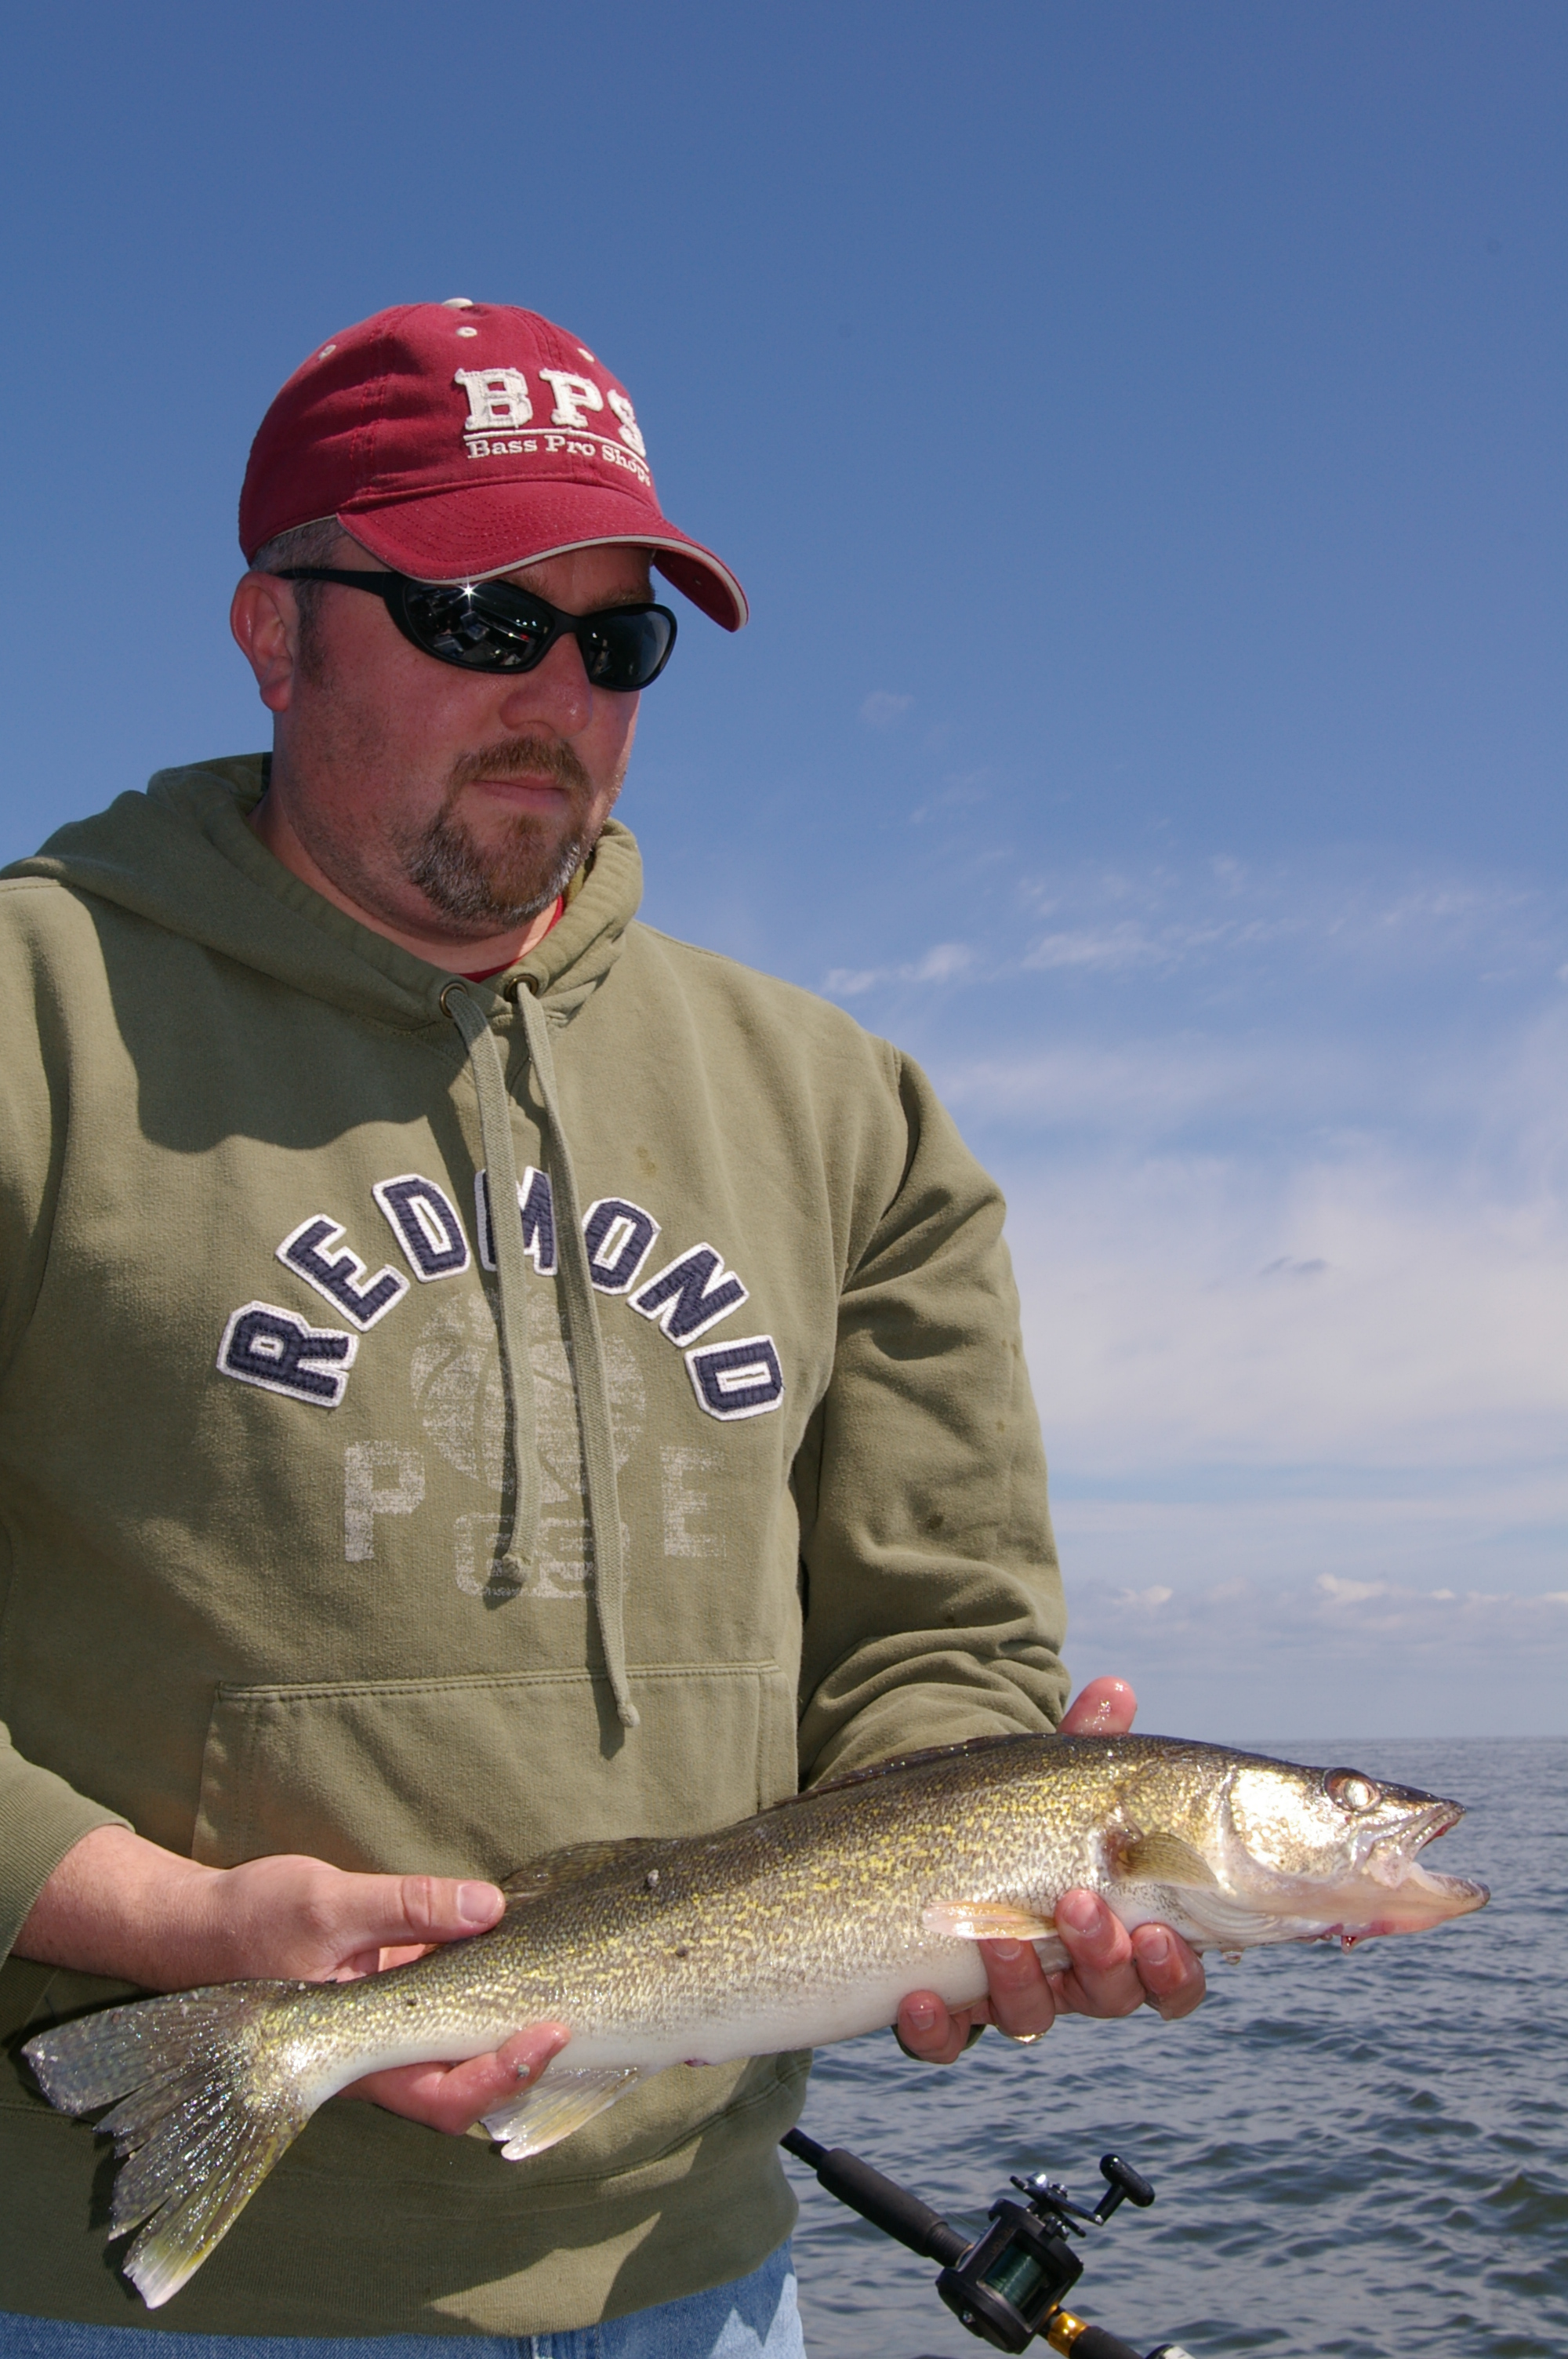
[1352,1858,1490,1925]
[1363,1792,1461,1869]
[1340,1794,1488,1934]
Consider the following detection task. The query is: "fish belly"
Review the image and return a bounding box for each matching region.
[550,1938,994,2074]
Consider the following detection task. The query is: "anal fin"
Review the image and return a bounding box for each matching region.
[480,2062,644,2161]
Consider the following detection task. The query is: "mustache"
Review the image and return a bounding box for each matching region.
[448,736,593,796]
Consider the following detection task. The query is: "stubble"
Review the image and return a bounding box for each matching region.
[394,736,613,929]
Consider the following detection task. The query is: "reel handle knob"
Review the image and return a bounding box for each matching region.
[1099,2154,1156,2210]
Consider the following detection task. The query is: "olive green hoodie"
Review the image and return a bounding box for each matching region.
[0,756,1067,2335]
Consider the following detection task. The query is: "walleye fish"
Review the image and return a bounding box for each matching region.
[24,1732,1486,2307]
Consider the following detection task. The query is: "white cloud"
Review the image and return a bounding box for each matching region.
[824,941,973,998]
[910,771,993,823]
[1078,1568,1568,1636]
[939,1035,1354,1135]
[1005,1135,1568,1477]
[819,856,1567,1045]
[1004,858,1559,992]
[859,690,913,728]
[1058,1556,1568,1736]
[1022,922,1171,973]
[912,942,971,983]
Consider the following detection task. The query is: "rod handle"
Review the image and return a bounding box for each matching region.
[780,2128,970,2267]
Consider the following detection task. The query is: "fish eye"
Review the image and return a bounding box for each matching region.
[1325,1768,1381,1812]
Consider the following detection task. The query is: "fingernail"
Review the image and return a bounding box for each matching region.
[1058,1890,1098,1932]
[989,1940,1022,1963]
[457,1881,500,1925]
[1141,1931,1171,1967]
[906,1999,937,2033]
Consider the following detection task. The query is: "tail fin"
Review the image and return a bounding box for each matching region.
[25,1980,316,2307]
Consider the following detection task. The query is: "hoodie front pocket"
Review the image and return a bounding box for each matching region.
[192,1661,795,1876]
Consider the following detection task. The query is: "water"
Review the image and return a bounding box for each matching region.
[782,1739,1566,2359]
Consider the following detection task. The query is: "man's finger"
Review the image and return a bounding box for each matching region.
[1130,1923,1207,2019]
[408,2028,566,2132]
[1048,1888,1145,2017]
[330,1872,506,1956]
[391,1874,506,1943]
[895,1991,974,2067]
[976,1939,1056,2041]
[1059,1677,1138,1737]
[343,2024,568,2133]
[1054,1888,1133,1972]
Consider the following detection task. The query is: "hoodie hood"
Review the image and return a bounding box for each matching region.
[8,754,641,1034]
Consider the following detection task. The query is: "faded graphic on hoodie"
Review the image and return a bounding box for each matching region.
[406,1293,646,1598]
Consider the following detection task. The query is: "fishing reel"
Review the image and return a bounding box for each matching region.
[782,2131,1196,2359]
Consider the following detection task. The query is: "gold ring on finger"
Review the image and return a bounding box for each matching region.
[1000,2027,1049,2045]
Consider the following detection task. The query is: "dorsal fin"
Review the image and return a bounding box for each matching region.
[782,1732,1036,1808]
[499,1834,668,1900]
[501,1732,1047,1885]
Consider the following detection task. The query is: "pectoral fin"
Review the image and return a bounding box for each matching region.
[479,2063,645,2161]
[1109,1830,1221,1888]
[923,1902,1059,1942]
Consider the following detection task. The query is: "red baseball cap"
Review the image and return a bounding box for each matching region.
[238,299,746,630]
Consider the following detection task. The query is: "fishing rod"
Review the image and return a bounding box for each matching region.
[782,2129,1194,2359]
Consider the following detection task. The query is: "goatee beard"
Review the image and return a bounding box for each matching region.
[396,737,601,931]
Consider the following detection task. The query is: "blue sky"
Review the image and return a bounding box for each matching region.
[1,3,1563,1733]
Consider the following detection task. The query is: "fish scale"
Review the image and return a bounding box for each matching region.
[22,1730,1485,2310]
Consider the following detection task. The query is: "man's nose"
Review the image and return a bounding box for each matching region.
[494,629,593,736]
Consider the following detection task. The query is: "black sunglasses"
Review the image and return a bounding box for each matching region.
[275,567,677,691]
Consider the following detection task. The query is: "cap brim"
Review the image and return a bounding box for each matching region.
[337,481,747,630]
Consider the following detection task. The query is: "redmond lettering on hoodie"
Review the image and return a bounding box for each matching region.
[234,1168,780,1422]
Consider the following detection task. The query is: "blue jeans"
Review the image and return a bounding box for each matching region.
[0,2248,804,2359]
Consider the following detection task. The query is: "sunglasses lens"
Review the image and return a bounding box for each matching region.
[397,583,553,671]
[394,580,677,689]
[577,609,677,691]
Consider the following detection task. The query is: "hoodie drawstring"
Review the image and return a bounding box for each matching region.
[443,981,637,1731]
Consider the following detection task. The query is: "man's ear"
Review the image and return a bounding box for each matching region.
[230,572,302,714]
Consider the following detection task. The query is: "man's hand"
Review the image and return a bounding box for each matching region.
[340,2033,566,2133]
[16,1825,567,2135]
[894,1677,1206,2065]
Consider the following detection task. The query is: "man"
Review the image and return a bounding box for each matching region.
[0,301,1202,2355]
